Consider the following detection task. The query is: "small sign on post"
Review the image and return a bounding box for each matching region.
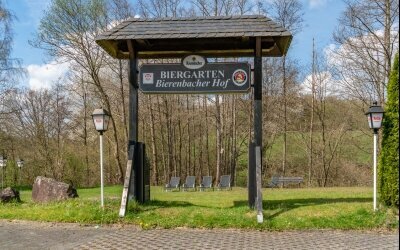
[139,55,251,94]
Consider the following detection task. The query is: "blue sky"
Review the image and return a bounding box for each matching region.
[292,0,345,62]
[5,0,346,89]
[7,0,50,65]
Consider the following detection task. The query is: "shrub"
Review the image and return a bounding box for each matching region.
[378,53,399,207]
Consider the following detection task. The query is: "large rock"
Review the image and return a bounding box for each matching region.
[32,176,78,203]
[0,187,21,203]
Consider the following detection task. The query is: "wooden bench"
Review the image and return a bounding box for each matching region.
[268,176,303,188]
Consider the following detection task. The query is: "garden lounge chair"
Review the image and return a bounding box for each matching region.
[198,176,213,191]
[164,176,180,192]
[217,175,232,190]
[182,176,196,191]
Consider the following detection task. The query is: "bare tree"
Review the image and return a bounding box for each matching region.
[0,1,24,118]
[138,0,183,17]
[13,86,71,180]
[65,70,95,186]
[332,0,399,105]
[268,0,304,178]
[31,0,136,183]
[309,38,316,186]
[302,47,349,187]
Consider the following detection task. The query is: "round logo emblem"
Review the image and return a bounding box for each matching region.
[182,55,206,70]
[232,69,248,86]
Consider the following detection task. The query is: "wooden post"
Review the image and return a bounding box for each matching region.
[128,40,139,142]
[253,37,263,221]
[119,40,139,217]
[127,40,139,202]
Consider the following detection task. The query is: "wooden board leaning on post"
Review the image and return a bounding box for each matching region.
[119,145,135,217]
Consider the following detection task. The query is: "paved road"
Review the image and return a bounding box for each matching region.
[0,220,398,250]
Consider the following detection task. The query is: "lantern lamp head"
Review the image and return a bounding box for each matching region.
[17,159,24,168]
[91,108,111,134]
[0,155,7,168]
[365,101,385,132]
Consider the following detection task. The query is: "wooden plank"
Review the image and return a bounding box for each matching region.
[119,145,135,217]
[255,145,263,223]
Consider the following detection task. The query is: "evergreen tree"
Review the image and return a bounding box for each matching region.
[378,53,399,207]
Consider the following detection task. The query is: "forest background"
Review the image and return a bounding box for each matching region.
[0,0,398,188]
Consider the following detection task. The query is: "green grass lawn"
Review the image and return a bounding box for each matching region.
[0,186,398,230]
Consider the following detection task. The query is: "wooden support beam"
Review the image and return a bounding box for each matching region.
[252,37,263,222]
[119,40,140,217]
[127,40,138,142]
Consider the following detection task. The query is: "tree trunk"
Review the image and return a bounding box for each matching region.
[309,39,316,187]
[82,81,90,187]
[157,95,168,182]
[231,96,237,186]
[282,56,287,178]
[149,95,159,185]
[381,0,391,106]
[198,95,204,180]
[186,95,191,177]
[204,96,211,176]
[119,59,129,144]
[178,96,183,177]
[215,94,221,185]
[192,98,196,176]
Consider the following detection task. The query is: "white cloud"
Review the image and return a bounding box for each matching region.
[321,29,398,100]
[301,70,341,97]
[27,61,70,90]
[309,0,328,9]
[326,29,398,67]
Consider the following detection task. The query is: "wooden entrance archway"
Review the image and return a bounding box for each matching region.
[96,15,292,218]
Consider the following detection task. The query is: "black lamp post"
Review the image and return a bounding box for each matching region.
[365,101,384,211]
[0,155,7,190]
[91,108,110,208]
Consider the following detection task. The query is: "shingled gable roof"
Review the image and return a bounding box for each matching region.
[95,15,292,59]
